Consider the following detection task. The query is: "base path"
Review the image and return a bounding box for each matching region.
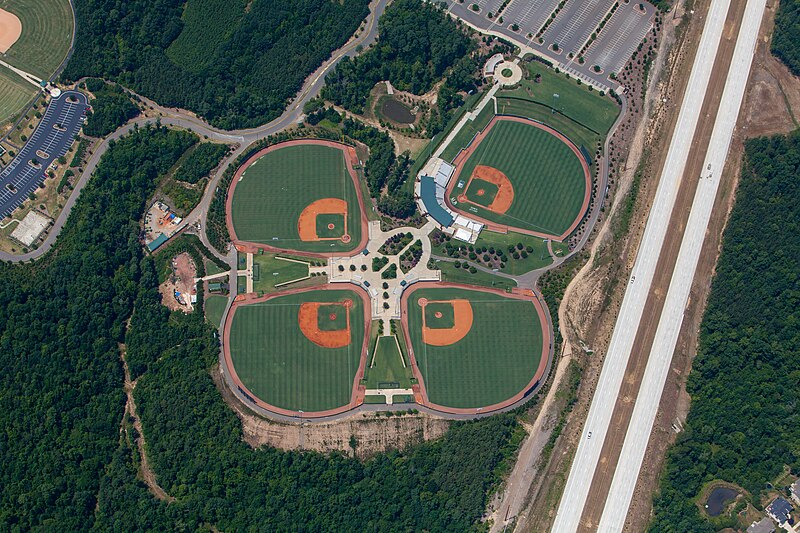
[225,139,369,258]
[400,282,550,416]
[222,285,371,419]
[445,115,591,241]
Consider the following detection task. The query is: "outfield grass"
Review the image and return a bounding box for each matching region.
[251,253,309,294]
[407,287,544,408]
[205,294,228,327]
[457,119,587,236]
[510,61,620,134]
[228,289,364,412]
[230,143,362,253]
[366,336,412,389]
[0,0,73,79]
[0,68,35,125]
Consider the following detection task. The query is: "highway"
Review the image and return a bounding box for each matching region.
[0,90,88,218]
[550,0,734,529]
[596,0,767,527]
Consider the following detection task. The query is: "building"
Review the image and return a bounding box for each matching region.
[766,497,793,525]
[747,517,775,533]
[10,210,53,247]
[791,479,800,506]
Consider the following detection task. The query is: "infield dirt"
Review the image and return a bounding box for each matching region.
[0,8,21,53]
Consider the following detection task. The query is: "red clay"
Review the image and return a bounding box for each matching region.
[223,284,371,418]
[400,282,551,415]
[225,139,368,258]
[420,299,473,346]
[297,302,351,348]
[297,197,347,241]
[465,165,515,214]
[446,116,592,242]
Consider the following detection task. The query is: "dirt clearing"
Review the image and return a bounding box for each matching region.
[158,252,197,312]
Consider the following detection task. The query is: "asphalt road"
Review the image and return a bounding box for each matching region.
[550,0,734,528]
[0,90,88,218]
[597,0,766,527]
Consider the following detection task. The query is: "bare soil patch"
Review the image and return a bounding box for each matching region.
[466,165,515,214]
[158,252,197,312]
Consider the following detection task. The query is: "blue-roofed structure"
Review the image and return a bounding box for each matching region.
[420,176,454,227]
[146,233,169,252]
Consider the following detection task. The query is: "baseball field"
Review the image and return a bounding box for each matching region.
[451,117,589,239]
[405,286,546,409]
[0,0,73,78]
[227,288,366,413]
[228,140,364,254]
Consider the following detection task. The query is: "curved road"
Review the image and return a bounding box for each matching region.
[0,0,390,262]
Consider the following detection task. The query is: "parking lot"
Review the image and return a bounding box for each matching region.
[0,90,88,218]
[581,1,656,74]
[443,0,655,90]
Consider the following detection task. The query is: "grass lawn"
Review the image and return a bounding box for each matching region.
[434,259,517,291]
[475,231,552,274]
[0,0,73,79]
[204,259,226,276]
[0,68,36,126]
[366,336,412,389]
[511,61,620,135]
[424,302,455,329]
[230,143,362,253]
[205,294,228,327]
[251,253,309,294]
[228,289,364,412]
[407,287,544,408]
[457,119,587,236]
[440,103,495,162]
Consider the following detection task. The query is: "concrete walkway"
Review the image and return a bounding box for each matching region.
[0,59,43,88]
[364,388,414,404]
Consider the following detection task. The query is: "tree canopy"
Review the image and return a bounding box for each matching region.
[0,124,523,530]
[772,0,800,76]
[64,0,370,129]
[649,130,800,531]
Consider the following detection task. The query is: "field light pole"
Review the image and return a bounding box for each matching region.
[552,93,559,114]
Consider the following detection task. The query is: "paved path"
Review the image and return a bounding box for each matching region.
[0,59,42,87]
[0,0,390,263]
[551,0,736,528]
[597,0,766,527]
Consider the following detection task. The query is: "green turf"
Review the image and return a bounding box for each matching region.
[455,119,587,236]
[473,231,553,274]
[230,143,362,253]
[228,289,364,412]
[204,258,226,276]
[365,336,412,389]
[315,213,345,239]
[435,260,517,291]
[424,302,455,329]
[204,294,228,328]
[439,101,495,162]
[465,178,499,208]
[495,96,601,156]
[251,254,309,294]
[0,0,73,79]
[408,287,544,408]
[511,61,620,134]
[317,303,348,331]
[0,68,36,125]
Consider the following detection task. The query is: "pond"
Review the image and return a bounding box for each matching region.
[705,486,739,516]
[381,98,415,124]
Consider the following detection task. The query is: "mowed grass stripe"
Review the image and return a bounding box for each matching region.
[461,120,586,235]
[0,0,73,78]
[0,68,36,124]
[229,290,363,412]
[231,144,362,253]
[408,288,543,408]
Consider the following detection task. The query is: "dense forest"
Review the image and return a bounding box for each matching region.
[0,125,524,530]
[82,78,140,137]
[321,0,479,135]
[174,142,229,184]
[649,131,800,531]
[64,0,370,129]
[772,0,800,76]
